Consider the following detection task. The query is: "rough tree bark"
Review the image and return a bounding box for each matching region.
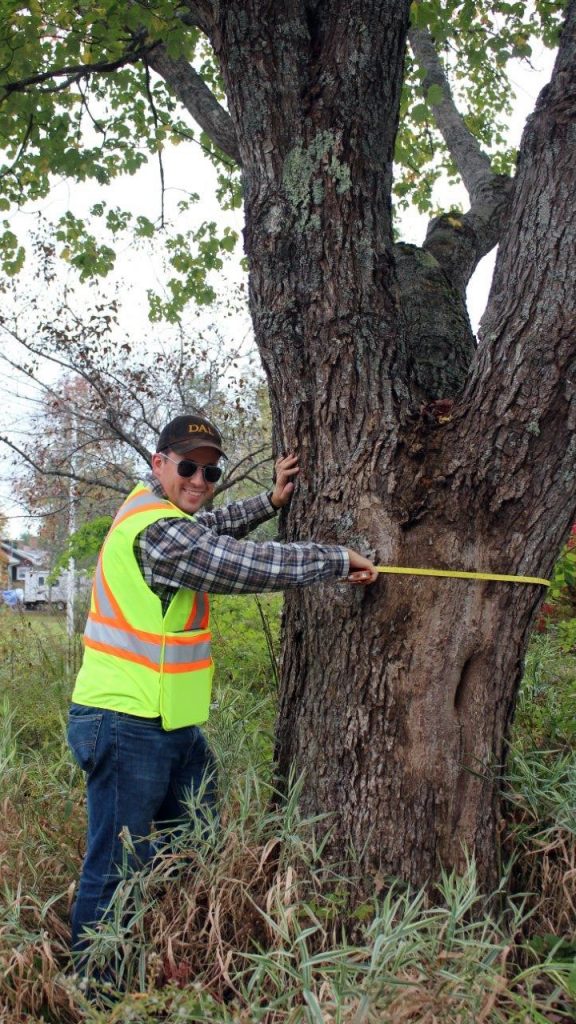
[172,0,576,890]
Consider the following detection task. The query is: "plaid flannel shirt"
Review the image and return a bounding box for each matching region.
[136,475,349,611]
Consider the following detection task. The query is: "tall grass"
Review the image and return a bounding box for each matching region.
[0,603,574,1022]
[503,634,576,951]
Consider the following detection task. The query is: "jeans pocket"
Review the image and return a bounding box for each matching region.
[67,706,104,774]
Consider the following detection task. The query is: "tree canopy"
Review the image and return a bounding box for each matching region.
[0,1,565,316]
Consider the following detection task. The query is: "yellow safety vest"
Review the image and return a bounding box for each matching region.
[72,483,214,730]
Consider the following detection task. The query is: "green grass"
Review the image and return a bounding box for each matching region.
[513,631,576,751]
[0,602,574,1022]
[211,592,282,694]
[0,607,79,749]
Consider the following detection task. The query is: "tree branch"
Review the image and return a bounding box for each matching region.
[179,0,216,37]
[0,317,156,466]
[457,0,576,539]
[0,43,159,100]
[103,410,155,466]
[0,435,130,496]
[408,24,515,292]
[0,114,34,181]
[408,25,495,203]
[422,177,514,293]
[143,58,167,227]
[146,44,240,164]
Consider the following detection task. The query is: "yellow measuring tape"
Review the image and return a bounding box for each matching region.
[375,566,550,586]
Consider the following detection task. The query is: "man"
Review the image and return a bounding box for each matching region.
[68,413,378,957]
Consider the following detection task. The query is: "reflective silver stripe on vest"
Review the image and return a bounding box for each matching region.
[92,561,117,620]
[85,618,162,664]
[188,592,208,630]
[164,639,211,666]
[85,617,211,669]
[112,488,166,524]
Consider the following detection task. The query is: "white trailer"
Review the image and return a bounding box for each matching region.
[22,568,68,610]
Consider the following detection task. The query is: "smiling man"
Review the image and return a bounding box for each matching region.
[67,413,377,967]
[152,415,225,515]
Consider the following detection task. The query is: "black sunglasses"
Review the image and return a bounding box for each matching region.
[162,453,223,483]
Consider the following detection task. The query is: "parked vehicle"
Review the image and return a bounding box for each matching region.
[22,569,69,610]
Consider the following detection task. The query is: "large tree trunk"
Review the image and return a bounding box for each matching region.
[209,0,576,889]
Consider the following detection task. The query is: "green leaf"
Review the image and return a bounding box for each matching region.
[135,216,155,238]
[426,83,444,106]
[50,515,113,578]
[411,102,429,124]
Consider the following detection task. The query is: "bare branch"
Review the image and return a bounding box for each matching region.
[214,452,272,498]
[0,316,156,466]
[0,320,127,422]
[146,44,240,164]
[103,409,154,466]
[223,445,270,476]
[0,434,130,496]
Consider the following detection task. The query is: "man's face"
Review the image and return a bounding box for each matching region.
[151,446,219,515]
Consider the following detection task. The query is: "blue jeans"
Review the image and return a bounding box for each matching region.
[67,704,217,954]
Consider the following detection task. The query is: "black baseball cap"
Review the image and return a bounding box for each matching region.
[156,415,226,458]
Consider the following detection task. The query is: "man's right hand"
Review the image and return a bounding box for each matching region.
[270,453,300,509]
[345,549,379,585]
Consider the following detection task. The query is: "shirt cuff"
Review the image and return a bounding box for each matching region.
[340,549,350,577]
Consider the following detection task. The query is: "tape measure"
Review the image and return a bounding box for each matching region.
[375,566,549,586]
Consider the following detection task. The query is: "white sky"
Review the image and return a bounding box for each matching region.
[0,42,556,538]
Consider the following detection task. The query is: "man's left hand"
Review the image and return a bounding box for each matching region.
[270,453,299,509]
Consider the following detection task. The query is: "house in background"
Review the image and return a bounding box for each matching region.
[0,546,10,589]
[0,541,46,589]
